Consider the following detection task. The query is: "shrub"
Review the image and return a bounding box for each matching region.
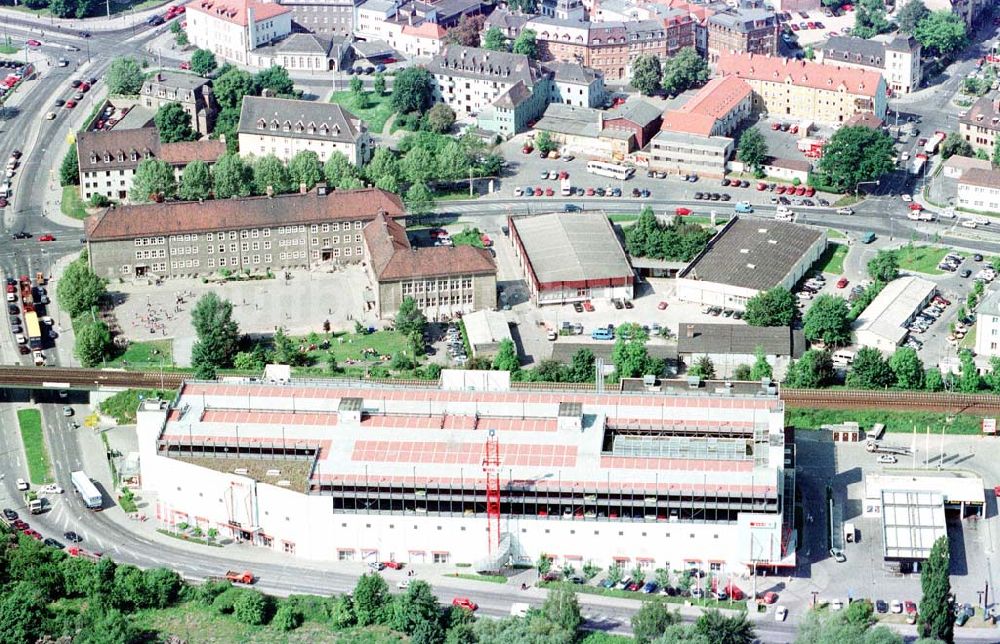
[196,579,232,606]
[233,590,271,625]
[212,587,246,614]
[273,603,304,631]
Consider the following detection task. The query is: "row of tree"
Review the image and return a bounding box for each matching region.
[55,253,114,368]
[625,207,714,262]
[630,48,710,97]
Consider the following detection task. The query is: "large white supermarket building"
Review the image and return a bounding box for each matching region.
[137,372,795,574]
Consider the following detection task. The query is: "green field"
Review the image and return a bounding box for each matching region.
[61,186,88,220]
[0,42,19,55]
[787,408,984,435]
[826,228,846,240]
[895,245,948,275]
[303,330,412,365]
[99,389,178,425]
[447,572,507,584]
[329,91,395,133]
[541,581,746,611]
[106,339,174,368]
[815,242,848,275]
[17,408,53,485]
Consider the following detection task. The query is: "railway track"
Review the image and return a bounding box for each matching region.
[780,388,1000,414]
[0,366,186,391]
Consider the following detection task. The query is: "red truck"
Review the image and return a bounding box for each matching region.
[224,570,256,584]
[18,276,33,312]
[67,546,101,562]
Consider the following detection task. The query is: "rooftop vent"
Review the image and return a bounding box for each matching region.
[747,263,756,269]
[234,468,249,475]
[265,469,281,477]
[740,248,749,254]
[276,480,291,487]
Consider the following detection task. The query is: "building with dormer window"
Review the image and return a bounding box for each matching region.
[816,35,921,96]
[959,96,1000,157]
[140,71,219,136]
[237,96,374,165]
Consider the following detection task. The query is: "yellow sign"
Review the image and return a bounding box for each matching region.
[83,413,99,428]
[66,130,76,146]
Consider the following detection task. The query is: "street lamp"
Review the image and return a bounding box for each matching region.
[855,180,880,200]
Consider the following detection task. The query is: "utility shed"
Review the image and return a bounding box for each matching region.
[462,310,512,358]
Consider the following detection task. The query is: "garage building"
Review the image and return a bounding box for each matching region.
[462,310,513,358]
[675,217,826,311]
[509,212,634,305]
[853,276,936,353]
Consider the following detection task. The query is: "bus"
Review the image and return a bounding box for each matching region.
[24,311,41,350]
[586,161,634,180]
[71,471,103,509]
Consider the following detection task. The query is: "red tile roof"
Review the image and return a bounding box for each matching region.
[86,187,404,241]
[186,0,289,26]
[661,76,751,136]
[717,52,883,98]
[363,213,496,281]
[402,22,447,38]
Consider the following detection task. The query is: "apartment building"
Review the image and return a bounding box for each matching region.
[186,0,292,65]
[706,6,778,63]
[237,96,374,165]
[959,96,1000,156]
[139,71,218,136]
[975,289,1000,358]
[957,168,1000,214]
[647,130,733,178]
[278,0,359,36]
[543,61,606,108]
[84,187,405,280]
[817,35,921,95]
[717,52,887,124]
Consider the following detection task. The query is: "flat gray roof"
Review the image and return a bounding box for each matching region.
[880,489,946,560]
[677,323,804,357]
[652,129,733,150]
[854,276,936,346]
[679,217,825,291]
[462,310,512,349]
[512,212,633,285]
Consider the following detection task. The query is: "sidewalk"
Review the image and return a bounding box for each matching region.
[0,2,170,33]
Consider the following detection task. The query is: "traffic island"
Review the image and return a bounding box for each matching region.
[17,408,53,485]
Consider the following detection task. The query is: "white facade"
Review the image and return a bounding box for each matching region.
[975,290,1000,358]
[648,131,733,178]
[186,0,292,65]
[238,128,373,165]
[355,0,399,41]
[957,173,1000,214]
[854,276,936,353]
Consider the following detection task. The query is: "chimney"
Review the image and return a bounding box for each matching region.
[994,98,1000,114]
[685,324,695,338]
[299,182,307,194]
[317,182,328,196]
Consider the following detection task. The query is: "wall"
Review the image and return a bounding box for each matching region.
[957,182,1000,214]
[237,131,372,165]
[976,312,1000,358]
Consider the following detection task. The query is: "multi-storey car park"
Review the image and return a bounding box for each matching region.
[136,372,796,574]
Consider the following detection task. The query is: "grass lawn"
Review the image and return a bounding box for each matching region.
[329,91,395,133]
[786,408,984,435]
[833,194,862,207]
[435,187,478,201]
[0,43,19,55]
[895,245,948,275]
[608,214,639,223]
[99,389,178,425]
[540,581,746,611]
[301,329,411,365]
[826,228,846,240]
[17,408,52,485]
[106,339,173,368]
[960,325,977,351]
[447,572,507,584]
[815,242,848,275]
[61,186,88,220]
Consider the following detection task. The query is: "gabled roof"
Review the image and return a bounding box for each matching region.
[141,70,212,94]
[607,99,662,127]
[677,323,803,357]
[363,213,497,281]
[275,33,334,55]
[158,140,228,165]
[77,127,160,173]
[402,21,448,38]
[237,96,365,143]
[959,95,1000,131]
[483,8,530,30]
[717,52,883,98]
[960,167,1000,190]
[821,36,886,69]
[661,75,751,135]
[428,45,539,87]
[493,80,533,109]
[542,61,602,85]
[186,0,290,26]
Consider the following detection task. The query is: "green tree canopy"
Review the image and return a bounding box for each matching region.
[213,153,253,199]
[353,573,390,626]
[190,48,218,76]
[426,102,456,134]
[154,102,197,143]
[405,182,436,216]
[57,255,107,317]
[957,348,981,392]
[365,148,402,187]
[373,72,386,96]
[512,29,538,58]
[815,126,895,192]
[191,293,240,374]
[534,131,557,155]
[867,250,899,282]
[661,47,709,96]
[853,0,890,38]
[625,206,712,261]
[784,349,833,388]
[749,346,773,381]
[889,347,924,390]
[896,0,929,33]
[542,585,582,633]
[234,590,271,625]
[178,160,213,201]
[107,57,144,95]
[918,536,952,642]
[568,347,596,383]
[632,600,679,643]
[631,55,662,96]
[915,10,968,56]
[288,150,323,190]
[940,132,973,160]
[693,609,755,644]
[483,27,507,51]
[324,151,362,189]
[75,321,112,367]
[214,67,260,110]
[846,347,895,389]
[391,67,435,114]
[395,297,428,337]
[803,295,852,346]
[492,338,520,372]
[252,154,293,195]
[131,159,177,203]
[689,355,715,380]
[60,144,80,186]
[737,128,768,176]
[613,324,660,378]
[744,287,795,327]
[255,65,295,96]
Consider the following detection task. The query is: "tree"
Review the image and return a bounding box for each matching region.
[107,57,144,95]
[567,347,596,383]
[154,102,197,143]
[252,154,293,195]
[373,72,386,96]
[803,295,852,346]
[734,364,752,380]
[170,20,189,46]
[0,582,48,644]
[391,67,435,115]
[49,0,76,17]
[744,287,795,327]
[353,573,390,626]
[542,585,581,633]
[402,146,437,185]
[631,54,662,96]
[365,148,402,187]
[737,128,768,176]
[815,126,895,192]
[884,347,922,390]
[273,602,304,631]
[234,590,270,625]
[426,103,456,134]
[844,600,875,629]
[394,580,440,634]
[854,0,889,38]
[624,206,712,261]
[75,321,112,367]
[749,346,773,381]
[214,67,259,110]
[395,297,427,338]
[445,14,485,47]
[784,349,833,388]
[492,338,520,372]
[693,610,755,644]
[661,47,709,96]
[131,159,177,202]
[60,144,80,186]
[405,182,435,216]
[689,355,715,380]
[288,150,323,190]
[925,368,945,392]
[512,29,538,59]
[57,256,107,317]
[940,132,973,160]
[957,349,981,392]
[190,48,218,76]
[255,65,295,96]
[915,10,968,56]
[612,323,654,378]
[483,27,507,51]
[867,250,899,282]
[324,151,361,189]
[350,76,365,105]
[985,357,1000,393]
[632,600,679,643]
[795,611,903,644]
[919,536,952,642]
[212,106,241,152]
[191,293,240,373]
[213,153,253,199]
[846,347,895,389]
[534,131,557,155]
[897,0,929,33]
[178,160,213,201]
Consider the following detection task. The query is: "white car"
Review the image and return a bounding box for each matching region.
[45,112,56,120]
[513,187,523,196]
[891,599,903,613]
[973,215,990,225]
[961,219,978,229]
[836,207,854,215]
[40,484,64,494]
[901,194,912,202]
[877,454,897,464]
[775,606,788,622]
[15,478,28,491]
[831,599,844,611]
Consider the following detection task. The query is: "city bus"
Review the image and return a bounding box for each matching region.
[24,311,42,350]
[71,471,103,509]
[586,161,634,181]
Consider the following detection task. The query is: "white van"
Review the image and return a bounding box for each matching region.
[832,349,855,366]
[775,206,794,221]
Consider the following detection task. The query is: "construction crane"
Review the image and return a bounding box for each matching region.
[482,429,501,560]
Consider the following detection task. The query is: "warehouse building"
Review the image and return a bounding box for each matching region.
[677,323,804,379]
[136,373,794,573]
[853,276,937,353]
[508,212,634,305]
[675,218,826,312]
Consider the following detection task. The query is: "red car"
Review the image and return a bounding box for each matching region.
[807,21,815,28]
[522,145,533,154]
[65,100,76,109]
[22,529,42,540]
[994,485,1000,497]
[26,39,41,47]
[79,82,90,92]
[770,122,781,130]
[657,301,668,310]
[480,234,493,247]
[0,198,7,208]
[836,277,849,289]
[795,186,806,196]
[675,207,692,216]
[582,300,594,312]
[804,186,815,197]
[38,234,55,242]
[757,182,767,191]
[585,187,595,196]
[12,520,27,530]
[544,187,554,196]
[179,61,191,70]
[790,23,799,30]
[776,185,786,194]
[909,202,923,211]
[452,597,478,611]
[384,561,404,570]
[429,229,448,238]
[761,591,779,604]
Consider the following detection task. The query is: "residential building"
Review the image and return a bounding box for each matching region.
[509,212,634,305]
[391,21,448,58]
[957,168,1000,214]
[278,0,359,36]
[647,130,733,178]
[716,52,887,124]
[676,323,804,379]
[660,75,753,137]
[355,0,400,41]
[706,6,778,63]
[534,104,635,158]
[482,8,530,38]
[854,276,937,353]
[237,96,374,165]
[975,289,1000,358]
[541,0,584,20]
[84,187,405,279]
[603,99,662,149]
[924,0,990,29]
[77,127,226,203]
[942,155,992,179]
[185,0,292,65]
[135,375,792,572]
[139,71,218,136]
[675,217,827,311]
[816,35,921,95]
[362,213,497,319]
[542,61,606,108]
[959,96,1000,156]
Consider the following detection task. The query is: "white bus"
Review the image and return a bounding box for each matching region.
[586,161,634,180]
[71,471,103,509]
